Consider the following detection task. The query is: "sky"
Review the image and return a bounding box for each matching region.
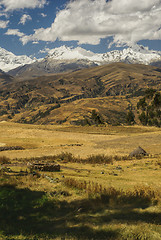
[0,0,161,58]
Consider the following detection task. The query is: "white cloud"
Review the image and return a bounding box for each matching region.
[41,13,47,17]
[5,28,24,37]
[9,0,161,47]
[107,0,161,14]
[0,12,8,17]
[19,14,32,25]
[0,0,47,11]
[0,20,8,28]
[32,41,39,44]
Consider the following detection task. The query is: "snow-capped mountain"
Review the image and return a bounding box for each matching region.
[6,44,161,78]
[47,45,161,65]
[0,47,36,72]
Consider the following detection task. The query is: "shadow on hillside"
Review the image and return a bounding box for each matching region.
[0,184,161,239]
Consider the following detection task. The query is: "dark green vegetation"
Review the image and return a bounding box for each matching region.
[137,89,161,127]
[0,63,161,126]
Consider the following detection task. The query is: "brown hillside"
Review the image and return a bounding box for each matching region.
[0,69,14,86]
[0,63,161,125]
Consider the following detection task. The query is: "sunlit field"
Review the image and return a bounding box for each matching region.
[0,122,161,239]
[0,121,161,159]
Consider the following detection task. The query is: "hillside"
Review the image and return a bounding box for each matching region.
[0,69,14,86]
[8,58,97,80]
[0,63,161,125]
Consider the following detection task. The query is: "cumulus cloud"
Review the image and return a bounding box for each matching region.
[0,20,8,28]
[5,28,25,37]
[19,14,32,25]
[0,0,47,11]
[10,0,161,47]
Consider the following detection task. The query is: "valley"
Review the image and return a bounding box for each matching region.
[0,51,161,240]
[1,1,161,239]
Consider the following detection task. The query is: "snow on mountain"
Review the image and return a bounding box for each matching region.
[47,45,161,65]
[2,44,161,77]
[0,47,36,72]
[47,46,103,62]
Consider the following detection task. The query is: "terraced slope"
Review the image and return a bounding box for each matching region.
[0,63,161,125]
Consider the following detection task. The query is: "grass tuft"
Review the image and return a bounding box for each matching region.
[64,177,160,206]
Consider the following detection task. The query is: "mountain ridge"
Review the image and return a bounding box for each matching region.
[0,69,14,86]
[7,45,161,79]
[0,47,36,72]
[47,45,161,65]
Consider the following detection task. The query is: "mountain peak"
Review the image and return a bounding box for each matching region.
[0,47,36,72]
[46,44,161,65]
[47,45,97,60]
[2,44,161,75]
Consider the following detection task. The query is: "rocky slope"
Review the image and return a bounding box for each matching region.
[0,69,14,86]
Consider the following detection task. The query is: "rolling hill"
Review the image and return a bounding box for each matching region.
[0,63,161,125]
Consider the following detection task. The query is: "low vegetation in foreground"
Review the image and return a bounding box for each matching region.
[0,153,161,240]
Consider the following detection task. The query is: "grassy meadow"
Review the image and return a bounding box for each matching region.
[0,121,161,239]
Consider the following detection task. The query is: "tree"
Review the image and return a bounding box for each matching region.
[139,111,148,126]
[126,110,135,125]
[137,97,147,110]
[153,92,161,107]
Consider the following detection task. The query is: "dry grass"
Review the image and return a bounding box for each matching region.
[0,156,11,164]
[64,177,161,206]
[0,122,161,160]
[0,122,161,239]
[1,155,161,240]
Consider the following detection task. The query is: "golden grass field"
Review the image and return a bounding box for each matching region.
[0,121,161,240]
[0,121,161,159]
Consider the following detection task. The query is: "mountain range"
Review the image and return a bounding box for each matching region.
[0,45,161,78]
[0,62,161,125]
[0,45,161,126]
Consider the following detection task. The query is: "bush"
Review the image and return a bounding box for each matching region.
[137,90,161,127]
[145,88,156,99]
[139,111,148,125]
[126,110,135,125]
[0,156,11,165]
[137,97,147,110]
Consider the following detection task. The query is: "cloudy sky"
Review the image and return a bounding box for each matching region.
[0,0,161,58]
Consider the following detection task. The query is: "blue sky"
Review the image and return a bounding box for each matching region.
[0,0,161,58]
